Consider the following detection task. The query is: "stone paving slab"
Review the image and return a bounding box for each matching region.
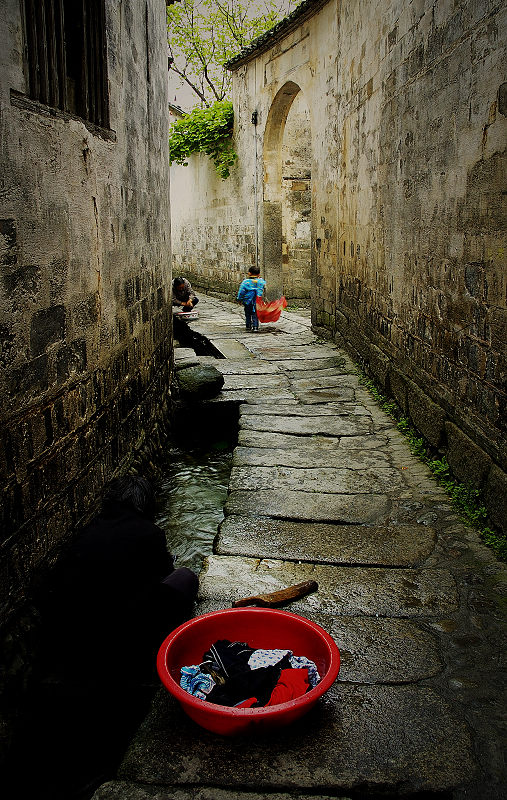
[93,784,349,800]
[173,348,200,369]
[222,374,289,390]
[239,413,373,437]
[232,444,391,469]
[239,402,372,417]
[214,389,298,404]
[291,387,358,403]
[207,339,256,359]
[199,357,282,374]
[289,375,361,389]
[237,429,390,451]
[229,464,406,494]
[116,684,474,793]
[225,488,390,523]
[190,600,443,683]
[245,344,341,360]
[276,356,349,371]
[216,516,436,566]
[314,613,443,682]
[199,555,459,617]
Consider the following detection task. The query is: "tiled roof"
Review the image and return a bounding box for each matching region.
[225,0,332,69]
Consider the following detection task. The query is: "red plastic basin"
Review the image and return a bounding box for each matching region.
[156,607,340,735]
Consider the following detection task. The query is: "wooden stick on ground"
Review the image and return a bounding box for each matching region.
[232,580,318,608]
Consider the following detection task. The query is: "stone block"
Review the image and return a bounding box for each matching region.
[484,464,507,534]
[387,367,408,415]
[11,354,49,396]
[30,305,66,357]
[445,421,492,489]
[0,218,18,270]
[55,339,87,381]
[175,364,225,400]
[117,683,473,793]
[407,380,446,449]
[217,516,436,566]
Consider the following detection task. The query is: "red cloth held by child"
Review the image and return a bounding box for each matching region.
[255,296,288,323]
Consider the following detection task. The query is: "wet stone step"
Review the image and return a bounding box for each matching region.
[115,684,474,794]
[193,597,443,684]
[239,401,371,416]
[276,356,350,371]
[229,464,406,494]
[222,373,290,390]
[199,356,281,374]
[173,348,199,369]
[199,556,459,617]
[215,389,298,404]
[207,339,257,358]
[225,488,390,523]
[239,414,373,437]
[292,386,358,403]
[216,516,436,566]
[289,374,361,389]
[237,429,389,450]
[244,344,342,360]
[233,444,391,469]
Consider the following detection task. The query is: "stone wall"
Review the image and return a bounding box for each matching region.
[168,0,506,531]
[0,0,172,622]
[281,92,312,301]
[330,0,506,531]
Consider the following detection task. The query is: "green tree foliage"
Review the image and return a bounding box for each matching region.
[169,101,237,178]
[167,0,296,107]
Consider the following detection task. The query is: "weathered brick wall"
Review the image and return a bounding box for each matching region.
[330,0,506,530]
[0,0,172,621]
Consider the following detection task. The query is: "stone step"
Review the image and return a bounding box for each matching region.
[239,401,370,416]
[216,516,436,567]
[222,373,290,390]
[115,684,474,794]
[237,429,389,451]
[225,488,390,523]
[239,413,373,436]
[229,464,406,494]
[199,356,282,374]
[276,356,350,371]
[246,344,342,360]
[199,555,458,618]
[233,444,391,469]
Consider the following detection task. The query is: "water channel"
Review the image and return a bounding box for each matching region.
[156,441,232,573]
[8,407,236,800]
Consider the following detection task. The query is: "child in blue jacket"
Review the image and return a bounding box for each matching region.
[237,266,267,331]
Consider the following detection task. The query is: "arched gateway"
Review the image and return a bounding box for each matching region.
[262,82,312,301]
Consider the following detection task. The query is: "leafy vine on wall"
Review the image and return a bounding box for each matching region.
[169,101,237,179]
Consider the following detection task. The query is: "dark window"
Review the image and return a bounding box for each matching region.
[23,0,109,129]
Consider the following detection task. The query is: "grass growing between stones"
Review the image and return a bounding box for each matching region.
[358,375,507,562]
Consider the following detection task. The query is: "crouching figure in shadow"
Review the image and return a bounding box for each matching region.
[47,475,199,684]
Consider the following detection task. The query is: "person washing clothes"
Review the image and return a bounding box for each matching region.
[172,276,199,312]
[237,266,266,331]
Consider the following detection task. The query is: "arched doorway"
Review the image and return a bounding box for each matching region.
[262,82,312,302]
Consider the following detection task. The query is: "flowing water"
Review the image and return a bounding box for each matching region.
[156,442,233,572]
[6,413,236,800]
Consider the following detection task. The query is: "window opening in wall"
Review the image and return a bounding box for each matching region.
[22,0,109,129]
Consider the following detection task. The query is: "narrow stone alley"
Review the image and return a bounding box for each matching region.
[93,295,506,800]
